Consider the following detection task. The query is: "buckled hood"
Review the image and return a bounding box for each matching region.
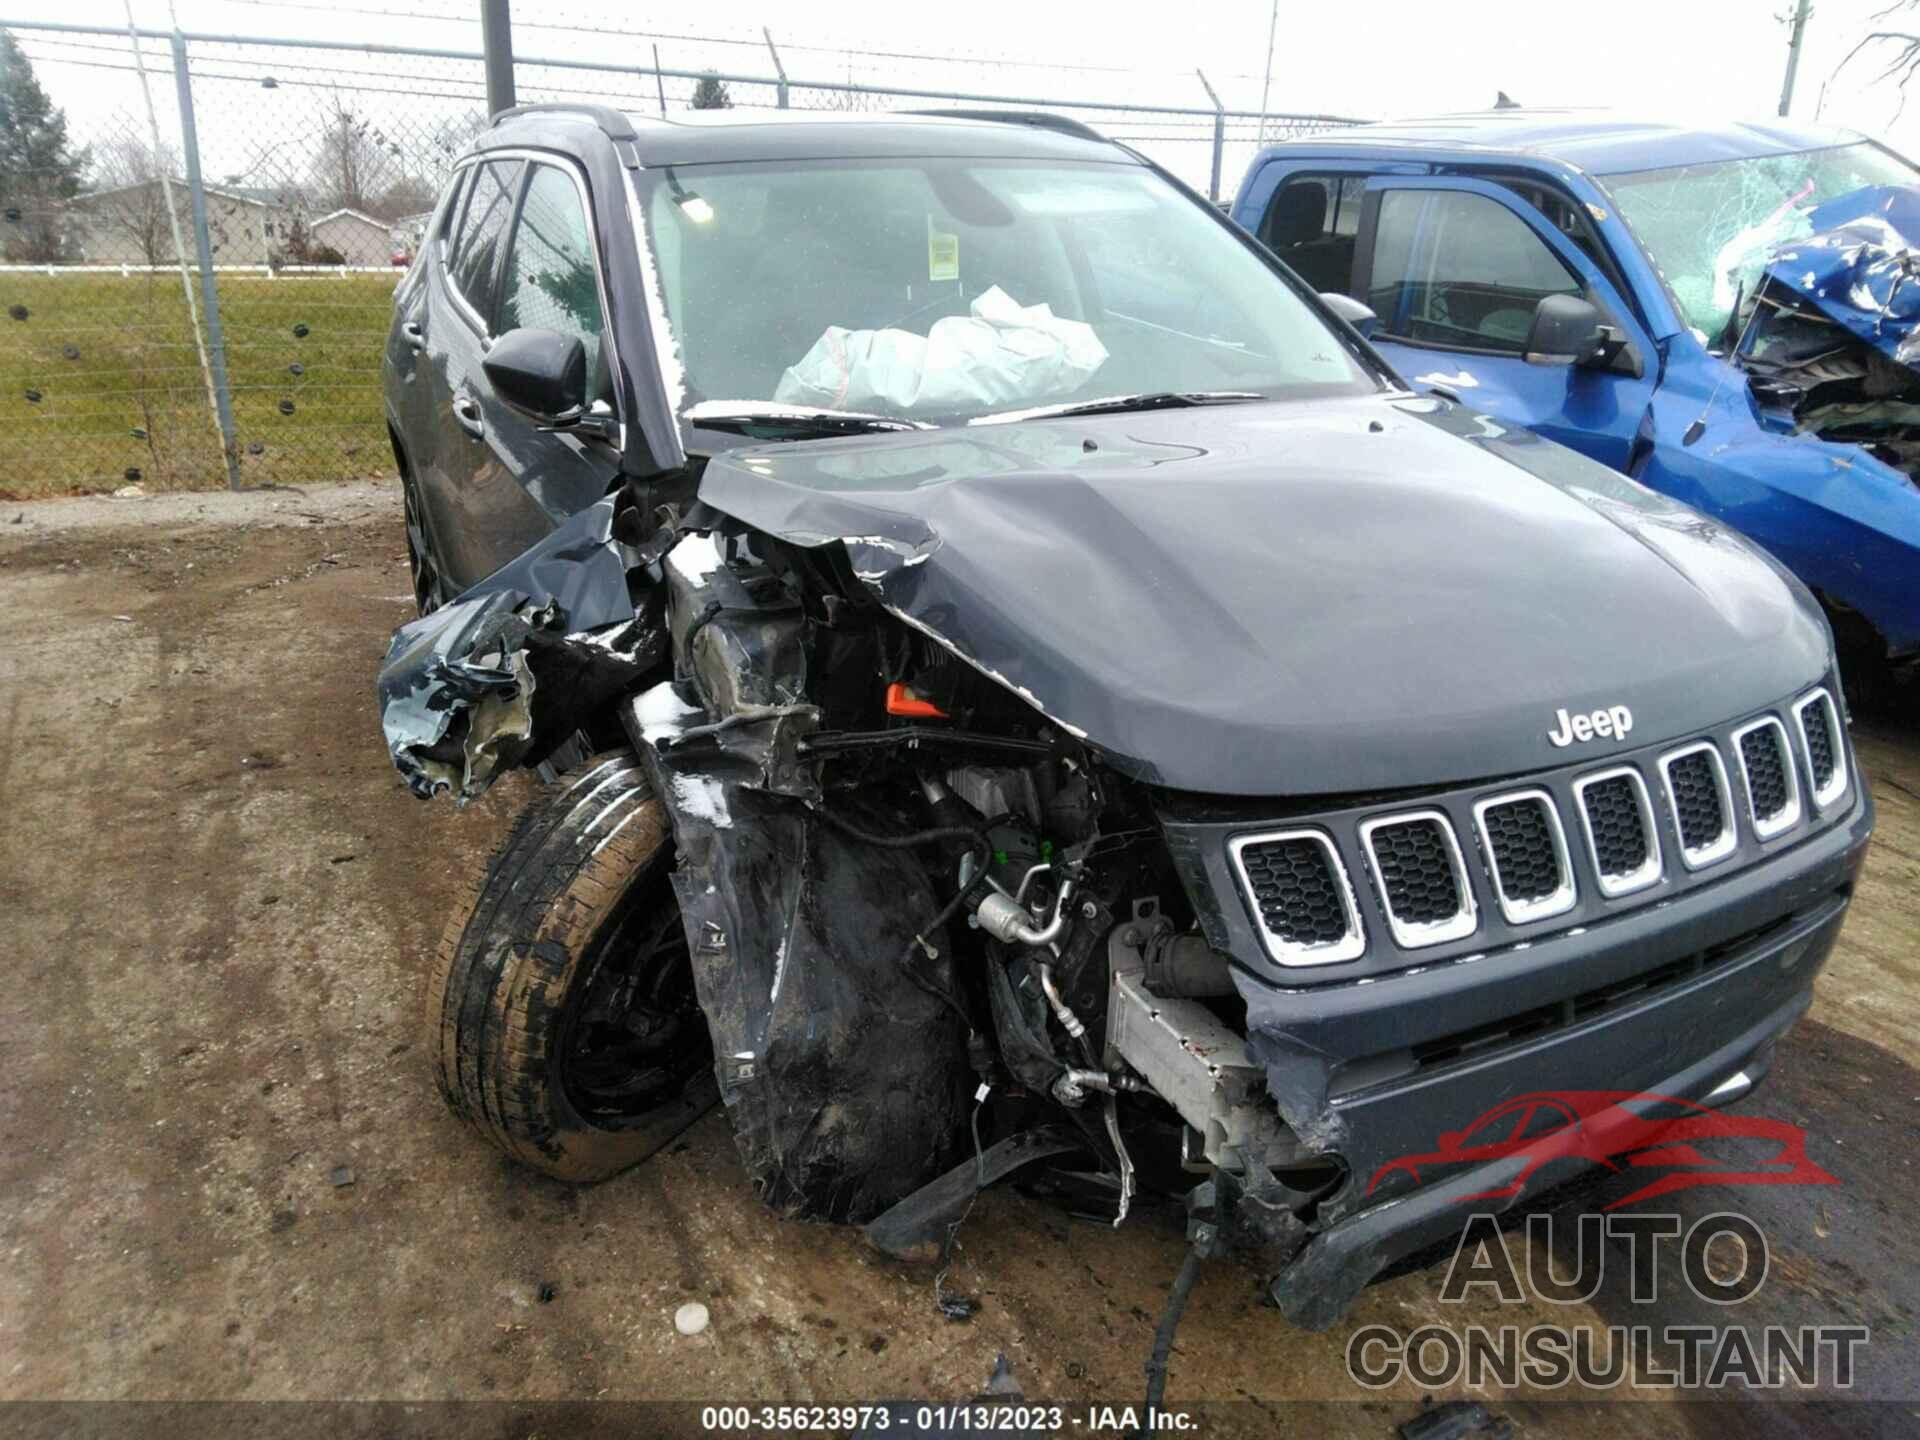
[698,396,1831,796]
[1759,183,1920,367]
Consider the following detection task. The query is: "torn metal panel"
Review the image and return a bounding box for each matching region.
[1757,185,1920,369]
[376,497,665,801]
[645,739,973,1222]
[1738,186,1920,487]
[377,592,542,801]
[862,1126,1085,1264]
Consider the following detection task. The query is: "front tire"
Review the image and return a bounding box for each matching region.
[425,752,716,1181]
[401,469,448,616]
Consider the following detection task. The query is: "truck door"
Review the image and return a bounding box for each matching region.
[1354,176,1657,471]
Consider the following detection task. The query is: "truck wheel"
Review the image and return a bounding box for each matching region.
[425,751,716,1181]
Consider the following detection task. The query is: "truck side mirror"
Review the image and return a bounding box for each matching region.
[1319,292,1379,339]
[1522,294,1609,367]
[483,328,588,423]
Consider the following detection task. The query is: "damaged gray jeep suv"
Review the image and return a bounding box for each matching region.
[378,105,1874,1328]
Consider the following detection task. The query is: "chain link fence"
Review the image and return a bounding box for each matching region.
[0,16,1362,499]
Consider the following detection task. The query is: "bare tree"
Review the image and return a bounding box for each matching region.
[308,93,396,214]
[1829,1,1920,118]
[86,133,181,265]
[378,173,438,217]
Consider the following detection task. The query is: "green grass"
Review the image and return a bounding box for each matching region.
[0,270,400,499]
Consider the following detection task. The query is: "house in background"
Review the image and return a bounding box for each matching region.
[68,179,293,265]
[308,207,395,265]
[391,210,435,263]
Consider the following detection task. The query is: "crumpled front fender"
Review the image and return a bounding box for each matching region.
[375,497,667,801]
[1638,382,1920,657]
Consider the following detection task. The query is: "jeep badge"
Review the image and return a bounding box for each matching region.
[1548,705,1634,747]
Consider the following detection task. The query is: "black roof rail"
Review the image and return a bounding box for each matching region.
[490,103,637,142]
[905,109,1108,144]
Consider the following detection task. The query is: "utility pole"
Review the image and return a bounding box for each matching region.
[1779,0,1812,117]
[481,0,515,118]
[1256,0,1279,145]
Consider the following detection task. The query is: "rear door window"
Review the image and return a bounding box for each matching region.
[1367,189,1581,353]
[1257,174,1364,292]
[447,159,523,327]
[497,163,608,384]
[437,170,467,240]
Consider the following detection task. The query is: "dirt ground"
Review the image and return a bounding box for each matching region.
[2,480,1916,1438]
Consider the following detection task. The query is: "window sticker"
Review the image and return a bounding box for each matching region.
[928,217,960,282]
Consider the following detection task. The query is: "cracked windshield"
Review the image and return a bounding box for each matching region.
[1606,142,1920,344]
[641,157,1372,424]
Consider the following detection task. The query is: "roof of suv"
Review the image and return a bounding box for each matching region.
[1277,109,1871,174]
[484,106,1130,168]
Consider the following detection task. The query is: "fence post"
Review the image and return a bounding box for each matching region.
[1196,69,1225,204]
[481,0,515,116]
[170,32,242,491]
[652,42,667,115]
[763,28,789,108]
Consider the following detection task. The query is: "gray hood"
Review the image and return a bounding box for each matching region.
[698,395,1830,796]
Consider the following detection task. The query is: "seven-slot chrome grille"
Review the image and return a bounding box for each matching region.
[1227,687,1851,968]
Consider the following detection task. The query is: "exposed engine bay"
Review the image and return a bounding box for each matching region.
[383,377,1873,1362]
[378,474,1344,1289]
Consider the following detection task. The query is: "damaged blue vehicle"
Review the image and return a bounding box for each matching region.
[1233,113,1920,703]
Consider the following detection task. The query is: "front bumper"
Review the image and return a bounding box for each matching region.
[1239,784,1873,1329]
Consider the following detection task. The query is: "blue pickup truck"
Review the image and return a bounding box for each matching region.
[1231,112,1920,705]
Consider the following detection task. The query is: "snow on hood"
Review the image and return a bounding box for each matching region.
[1763,184,1920,368]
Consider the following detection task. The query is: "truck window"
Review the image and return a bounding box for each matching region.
[1258,175,1363,292]
[1367,190,1581,354]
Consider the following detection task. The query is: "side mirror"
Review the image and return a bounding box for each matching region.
[1319,292,1379,339]
[482,328,588,423]
[1522,294,1610,367]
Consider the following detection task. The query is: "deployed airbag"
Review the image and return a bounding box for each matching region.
[773,285,1107,413]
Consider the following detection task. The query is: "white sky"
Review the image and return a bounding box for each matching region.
[12,0,1920,192]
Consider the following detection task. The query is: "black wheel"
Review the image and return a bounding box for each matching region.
[426,751,716,1181]
[401,470,448,616]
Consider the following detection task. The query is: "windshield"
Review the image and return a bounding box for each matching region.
[638,157,1377,427]
[1605,142,1920,342]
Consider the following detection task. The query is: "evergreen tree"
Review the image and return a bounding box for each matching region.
[0,30,88,261]
[690,73,733,110]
